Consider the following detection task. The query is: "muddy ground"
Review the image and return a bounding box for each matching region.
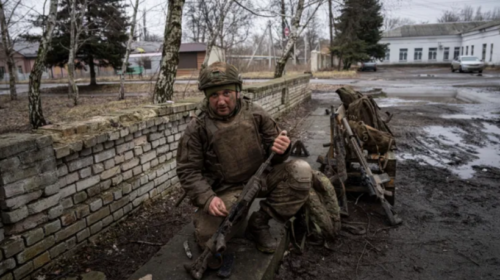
[276,90,500,280]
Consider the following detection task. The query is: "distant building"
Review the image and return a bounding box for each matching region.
[0,41,224,81]
[380,21,500,66]
[129,41,224,76]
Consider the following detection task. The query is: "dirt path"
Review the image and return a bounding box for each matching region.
[276,91,500,280]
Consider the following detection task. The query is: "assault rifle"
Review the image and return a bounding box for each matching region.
[184,132,286,280]
[341,118,402,226]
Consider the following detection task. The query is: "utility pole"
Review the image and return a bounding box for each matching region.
[143,9,147,40]
[328,0,334,67]
[304,31,308,66]
[268,21,272,69]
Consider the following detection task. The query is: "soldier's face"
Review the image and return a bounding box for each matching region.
[208,90,238,116]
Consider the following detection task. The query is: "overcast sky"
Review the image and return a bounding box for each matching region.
[22,0,500,41]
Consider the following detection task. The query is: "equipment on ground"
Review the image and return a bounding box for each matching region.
[317,87,401,226]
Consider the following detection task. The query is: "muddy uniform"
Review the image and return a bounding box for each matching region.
[176,98,312,247]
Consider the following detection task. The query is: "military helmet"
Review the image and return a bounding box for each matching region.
[198,62,243,92]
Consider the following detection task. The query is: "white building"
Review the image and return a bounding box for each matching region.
[380,21,500,66]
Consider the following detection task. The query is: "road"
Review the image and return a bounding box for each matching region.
[2,67,499,96]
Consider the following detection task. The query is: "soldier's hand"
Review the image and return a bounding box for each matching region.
[272,130,290,154]
[208,197,228,217]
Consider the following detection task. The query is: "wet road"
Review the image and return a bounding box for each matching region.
[2,67,499,96]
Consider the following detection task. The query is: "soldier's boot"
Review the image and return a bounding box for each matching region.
[246,209,277,254]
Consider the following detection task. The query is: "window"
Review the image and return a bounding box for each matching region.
[178,52,198,69]
[443,47,450,60]
[17,66,23,74]
[466,46,469,55]
[454,47,460,59]
[414,48,423,61]
[143,59,152,70]
[399,48,408,61]
[482,44,487,61]
[490,44,493,62]
[428,48,437,60]
[461,46,464,55]
[0,66,4,79]
[384,49,390,61]
[471,45,474,55]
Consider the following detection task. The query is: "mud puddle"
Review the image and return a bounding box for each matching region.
[398,124,500,179]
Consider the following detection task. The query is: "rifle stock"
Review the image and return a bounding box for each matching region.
[341,118,402,226]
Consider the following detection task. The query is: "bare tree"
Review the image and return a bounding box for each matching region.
[383,16,415,30]
[153,0,185,103]
[328,0,334,67]
[200,0,234,68]
[0,0,21,101]
[29,0,59,128]
[437,5,500,22]
[461,5,474,22]
[119,0,140,100]
[67,0,89,106]
[274,0,323,78]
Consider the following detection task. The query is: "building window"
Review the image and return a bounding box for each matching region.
[443,47,450,60]
[384,49,390,61]
[461,46,464,55]
[482,44,487,61]
[466,46,468,55]
[399,48,408,61]
[471,45,474,55]
[428,48,437,60]
[491,44,494,62]
[178,52,198,69]
[454,47,460,59]
[414,48,423,61]
[17,66,23,74]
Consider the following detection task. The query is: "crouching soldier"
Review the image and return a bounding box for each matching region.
[176,62,314,253]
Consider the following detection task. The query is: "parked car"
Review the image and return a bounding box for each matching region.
[358,60,377,72]
[451,56,485,73]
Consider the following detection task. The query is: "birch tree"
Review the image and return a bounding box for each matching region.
[119,0,140,100]
[29,0,59,129]
[0,0,21,101]
[274,0,323,78]
[152,0,185,103]
[68,0,89,106]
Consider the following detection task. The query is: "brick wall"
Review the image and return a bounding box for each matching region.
[0,74,310,279]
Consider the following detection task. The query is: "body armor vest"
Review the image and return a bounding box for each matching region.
[204,106,265,184]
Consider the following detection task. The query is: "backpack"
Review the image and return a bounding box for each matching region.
[335,86,363,109]
[346,96,393,135]
[287,170,341,251]
[349,120,395,154]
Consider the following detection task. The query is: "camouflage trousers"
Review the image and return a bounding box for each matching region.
[193,159,312,247]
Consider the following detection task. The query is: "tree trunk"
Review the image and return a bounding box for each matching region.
[89,55,97,86]
[29,0,59,129]
[281,0,286,51]
[0,1,17,100]
[274,0,322,78]
[119,0,140,100]
[328,0,334,68]
[153,0,185,103]
[68,0,79,105]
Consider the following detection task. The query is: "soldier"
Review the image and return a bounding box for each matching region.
[176,62,313,253]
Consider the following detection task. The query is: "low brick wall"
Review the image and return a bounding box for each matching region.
[0,74,311,280]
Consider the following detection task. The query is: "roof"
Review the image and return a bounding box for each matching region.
[383,21,489,38]
[130,41,207,54]
[464,20,500,33]
[13,41,40,58]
